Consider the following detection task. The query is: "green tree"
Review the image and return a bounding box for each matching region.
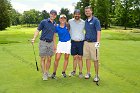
[95,0,110,29]
[0,0,12,30]
[114,0,137,29]
[22,9,41,27]
[41,10,49,19]
[131,0,140,27]
[75,0,90,20]
[59,8,72,21]
[11,9,21,26]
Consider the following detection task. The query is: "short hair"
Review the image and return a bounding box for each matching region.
[85,6,92,11]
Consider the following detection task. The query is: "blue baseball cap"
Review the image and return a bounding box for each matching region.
[50,9,57,15]
[74,9,80,14]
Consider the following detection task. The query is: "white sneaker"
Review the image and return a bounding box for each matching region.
[69,71,76,77]
[42,73,48,81]
[79,72,83,78]
[47,73,51,78]
[93,75,100,82]
[85,73,91,79]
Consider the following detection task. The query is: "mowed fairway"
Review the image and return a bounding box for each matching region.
[0,26,140,93]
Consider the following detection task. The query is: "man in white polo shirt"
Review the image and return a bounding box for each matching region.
[68,9,85,78]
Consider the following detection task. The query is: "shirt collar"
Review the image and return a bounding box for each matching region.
[58,24,66,28]
[86,16,94,22]
[47,18,56,24]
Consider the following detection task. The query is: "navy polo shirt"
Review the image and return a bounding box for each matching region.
[37,18,56,41]
[55,24,71,42]
[85,16,101,42]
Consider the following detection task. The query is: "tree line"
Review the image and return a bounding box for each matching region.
[76,0,140,29]
[0,0,139,30]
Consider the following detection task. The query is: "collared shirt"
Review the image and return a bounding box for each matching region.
[85,16,101,42]
[55,24,71,42]
[37,18,56,41]
[68,18,85,41]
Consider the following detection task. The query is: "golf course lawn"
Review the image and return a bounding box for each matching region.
[0,26,140,93]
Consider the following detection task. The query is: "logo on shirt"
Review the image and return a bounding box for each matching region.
[90,23,93,25]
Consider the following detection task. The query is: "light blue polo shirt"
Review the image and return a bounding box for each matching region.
[55,24,71,42]
[68,18,85,41]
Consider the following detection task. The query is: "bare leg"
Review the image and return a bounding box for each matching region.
[86,59,91,73]
[73,55,78,72]
[53,53,62,73]
[62,53,69,72]
[40,56,46,74]
[46,56,52,73]
[78,56,83,73]
[94,60,99,76]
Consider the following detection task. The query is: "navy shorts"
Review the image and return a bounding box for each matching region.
[71,40,84,56]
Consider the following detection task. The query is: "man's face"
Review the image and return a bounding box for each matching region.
[74,13,81,20]
[50,13,57,20]
[85,8,92,17]
[59,17,66,24]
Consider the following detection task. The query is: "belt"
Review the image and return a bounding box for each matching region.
[41,39,53,43]
[86,40,93,42]
[71,40,83,42]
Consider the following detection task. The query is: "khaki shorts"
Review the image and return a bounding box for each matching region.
[39,40,54,57]
[83,41,99,61]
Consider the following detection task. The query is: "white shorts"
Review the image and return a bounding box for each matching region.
[56,41,71,54]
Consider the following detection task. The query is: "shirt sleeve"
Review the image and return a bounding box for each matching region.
[95,19,101,31]
[54,26,58,33]
[37,21,43,31]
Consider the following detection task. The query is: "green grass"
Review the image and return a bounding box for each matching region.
[0,26,140,93]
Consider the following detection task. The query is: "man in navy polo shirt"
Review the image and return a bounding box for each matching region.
[31,9,57,80]
[83,6,101,82]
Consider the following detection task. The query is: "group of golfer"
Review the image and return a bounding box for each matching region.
[31,6,101,82]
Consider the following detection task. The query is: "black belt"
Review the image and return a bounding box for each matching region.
[41,39,53,43]
[71,40,83,42]
[86,40,93,42]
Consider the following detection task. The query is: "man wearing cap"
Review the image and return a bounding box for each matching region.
[51,14,71,79]
[31,9,57,80]
[68,9,85,78]
[84,6,101,82]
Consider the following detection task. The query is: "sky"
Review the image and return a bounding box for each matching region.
[11,0,79,13]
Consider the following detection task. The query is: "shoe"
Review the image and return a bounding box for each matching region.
[79,72,83,78]
[69,71,76,77]
[62,72,67,78]
[51,72,56,79]
[93,75,100,82]
[85,73,91,79]
[47,72,52,78]
[42,73,48,81]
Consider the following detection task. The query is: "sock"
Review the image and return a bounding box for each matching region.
[53,72,56,75]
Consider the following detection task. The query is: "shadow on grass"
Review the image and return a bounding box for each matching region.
[0,40,21,44]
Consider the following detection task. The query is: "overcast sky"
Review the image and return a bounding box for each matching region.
[11,0,79,13]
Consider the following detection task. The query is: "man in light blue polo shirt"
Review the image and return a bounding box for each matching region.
[31,10,57,80]
[84,6,101,83]
[68,9,85,78]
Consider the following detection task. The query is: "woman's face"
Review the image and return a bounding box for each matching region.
[59,17,66,24]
